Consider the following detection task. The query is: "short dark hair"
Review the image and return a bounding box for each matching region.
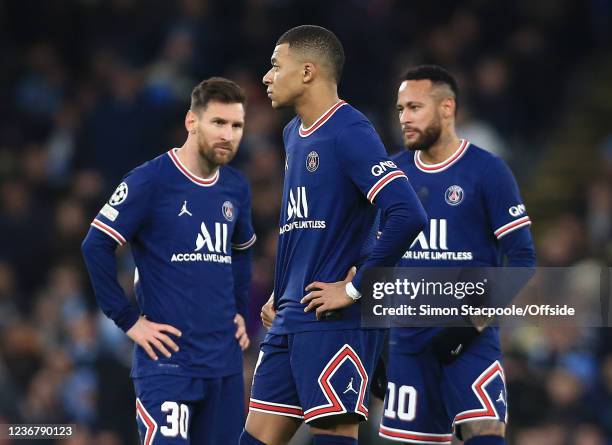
[277,25,345,83]
[190,77,246,112]
[402,65,459,114]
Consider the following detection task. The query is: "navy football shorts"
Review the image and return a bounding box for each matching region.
[249,329,385,423]
[133,373,243,445]
[379,333,507,444]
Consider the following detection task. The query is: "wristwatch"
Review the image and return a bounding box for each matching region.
[345,281,362,301]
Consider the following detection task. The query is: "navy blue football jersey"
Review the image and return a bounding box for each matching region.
[91,149,256,377]
[388,140,533,351]
[270,101,410,334]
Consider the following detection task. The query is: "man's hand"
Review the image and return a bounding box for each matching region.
[301,267,356,320]
[431,326,481,365]
[260,293,276,330]
[234,314,250,350]
[126,316,181,361]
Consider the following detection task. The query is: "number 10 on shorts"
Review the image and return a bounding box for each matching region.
[384,383,417,421]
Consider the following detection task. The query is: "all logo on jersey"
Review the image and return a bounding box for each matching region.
[306,151,319,172]
[445,185,464,206]
[195,222,228,253]
[171,222,231,264]
[404,218,473,261]
[109,182,128,206]
[280,186,326,234]
[287,187,309,220]
[222,201,234,221]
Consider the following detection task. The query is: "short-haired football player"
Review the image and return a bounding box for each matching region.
[82,77,255,445]
[378,65,536,445]
[240,25,427,445]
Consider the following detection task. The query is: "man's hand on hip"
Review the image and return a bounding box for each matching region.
[126,315,181,361]
[301,267,356,320]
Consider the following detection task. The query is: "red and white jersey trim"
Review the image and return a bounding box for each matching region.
[232,234,257,250]
[136,398,158,445]
[414,139,470,173]
[303,344,369,423]
[299,100,347,137]
[494,216,531,239]
[168,148,220,187]
[378,425,452,444]
[249,398,304,419]
[91,219,126,245]
[453,360,507,425]
[367,171,408,203]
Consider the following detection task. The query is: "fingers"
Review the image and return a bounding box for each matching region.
[345,266,357,282]
[150,337,172,358]
[157,323,182,338]
[238,332,250,350]
[235,322,246,340]
[305,281,326,291]
[156,332,179,352]
[303,294,324,313]
[140,340,159,361]
[300,290,322,304]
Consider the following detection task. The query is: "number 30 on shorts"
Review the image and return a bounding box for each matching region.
[160,402,189,439]
[383,383,417,421]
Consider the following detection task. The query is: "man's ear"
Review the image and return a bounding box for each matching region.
[185,110,198,134]
[440,97,456,119]
[303,62,316,83]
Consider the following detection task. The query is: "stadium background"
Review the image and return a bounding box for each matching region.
[1,0,611,444]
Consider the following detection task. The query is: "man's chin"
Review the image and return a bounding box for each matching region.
[403,138,422,151]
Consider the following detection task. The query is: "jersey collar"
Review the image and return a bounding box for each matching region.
[299,100,347,137]
[168,148,220,187]
[414,139,470,173]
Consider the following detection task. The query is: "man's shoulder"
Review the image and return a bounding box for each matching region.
[464,142,513,176]
[390,149,413,168]
[122,151,167,183]
[335,103,373,130]
[220,165,249,190]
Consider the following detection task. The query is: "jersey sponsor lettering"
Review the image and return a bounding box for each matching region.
[404,219,473,261]
[508,204,526,217]
[371,160,398,177]
[171,221,231,263]
[280,187,326,234]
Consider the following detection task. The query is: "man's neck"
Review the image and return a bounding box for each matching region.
[419,132,461,165]
[177,140,218,178]
[294,85,340,128]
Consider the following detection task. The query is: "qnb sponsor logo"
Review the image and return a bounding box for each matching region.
[371,160,397,177]
[403,219,473,261]
[171,222,232,264]
[280,186,326,234]
[508,204,526,217]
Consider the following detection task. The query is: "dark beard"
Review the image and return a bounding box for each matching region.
[198,135,235,168]
[405,119,442,151]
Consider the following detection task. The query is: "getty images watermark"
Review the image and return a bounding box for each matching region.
[360,267,611,328]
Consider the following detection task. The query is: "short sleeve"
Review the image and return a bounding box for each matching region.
[90,164,156,246]
[335,121,409,203]
[231,181,256,250]
[482,157,532,239]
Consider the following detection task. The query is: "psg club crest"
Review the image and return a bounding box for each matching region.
[222,201,234,221]
[109,182,128,206]
[445,185,464,206]
[306,151,319,172]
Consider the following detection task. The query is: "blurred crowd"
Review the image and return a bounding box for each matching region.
[1,0,611,444]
